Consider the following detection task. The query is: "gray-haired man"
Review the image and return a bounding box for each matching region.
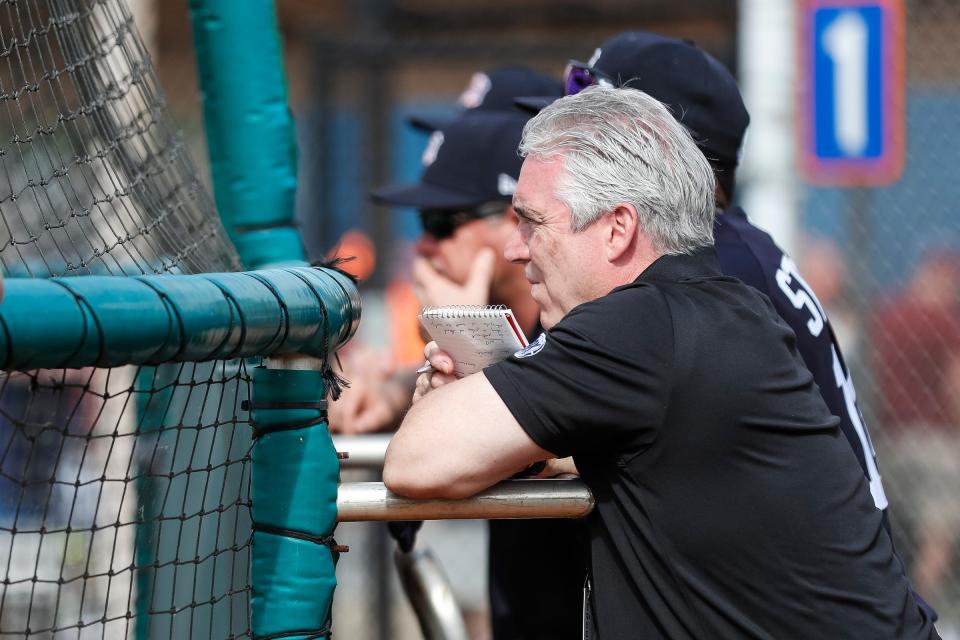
[385,86,938,639]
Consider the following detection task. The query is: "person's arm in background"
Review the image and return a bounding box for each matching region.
[328,250,496,435]
[327,347,413,434]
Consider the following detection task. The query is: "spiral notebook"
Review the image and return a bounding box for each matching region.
[418,305,529,378]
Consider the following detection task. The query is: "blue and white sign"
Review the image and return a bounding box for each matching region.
[801,0,904,185]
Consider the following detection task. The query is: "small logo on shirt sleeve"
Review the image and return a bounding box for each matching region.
[514,332,546,359]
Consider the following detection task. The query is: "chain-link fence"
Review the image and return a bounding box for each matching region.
[285,1,958,638]
[798,0,960,629]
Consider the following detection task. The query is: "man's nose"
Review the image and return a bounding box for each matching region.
[503,227,529,264]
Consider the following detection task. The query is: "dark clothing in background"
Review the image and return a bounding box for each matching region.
[715,206,887,508]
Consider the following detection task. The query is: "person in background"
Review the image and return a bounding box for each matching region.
[334,68,577,638]
[873,248,960,603]
[368,107,586,639]
[330,66,559,436]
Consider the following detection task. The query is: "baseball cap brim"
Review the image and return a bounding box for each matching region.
[514,95,556,113]
[370,180,489,210]
[407,113,454,133]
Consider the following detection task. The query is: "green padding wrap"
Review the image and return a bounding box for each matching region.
[0,267,360,370]
[251,367,339,638]
[251,531,336,639]
[233,229,306,270]
[250,367,339,533]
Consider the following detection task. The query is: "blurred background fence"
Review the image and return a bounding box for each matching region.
[222,1,952,637]
[0,0,957,638]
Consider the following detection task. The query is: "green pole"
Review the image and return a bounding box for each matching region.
[185,1,349,635]
[0,265,360,636]
[188,0,306,268]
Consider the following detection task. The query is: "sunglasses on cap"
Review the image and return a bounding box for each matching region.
[418,201,510,240]
[563,61,615,96]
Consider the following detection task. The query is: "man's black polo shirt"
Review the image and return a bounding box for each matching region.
[484,249,937,639]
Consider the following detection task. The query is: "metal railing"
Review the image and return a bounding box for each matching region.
[337,478,594,522]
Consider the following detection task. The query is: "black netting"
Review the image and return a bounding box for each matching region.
[0,362,253,639]
[0,1,252,638]
[0,0,239,278]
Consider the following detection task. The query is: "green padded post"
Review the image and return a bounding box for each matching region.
[188,0,305,269]
[184,2,350,634]
[248,367,340,638]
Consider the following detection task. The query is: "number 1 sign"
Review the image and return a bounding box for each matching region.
[799,0,904,186]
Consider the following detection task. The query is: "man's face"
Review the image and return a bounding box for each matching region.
[506,156,603,328]
[416,217,490,284]
[415,211,519,299]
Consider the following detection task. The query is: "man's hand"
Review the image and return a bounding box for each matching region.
[412,248,496,308]
[412,341,458,404]
[329,373,411,434]
[328,347,410,434]
[534,457,580,478]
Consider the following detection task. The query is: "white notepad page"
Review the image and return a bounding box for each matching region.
[418,305,529,378]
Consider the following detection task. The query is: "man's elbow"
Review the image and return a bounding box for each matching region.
[383,459,476,500]
[382,462,429,499]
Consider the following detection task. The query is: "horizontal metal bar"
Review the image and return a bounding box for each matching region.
[0,266,360,370]
[333,434,391,468]
[336,479,594,522]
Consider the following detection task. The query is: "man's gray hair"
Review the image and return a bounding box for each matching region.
[518,86,716,255]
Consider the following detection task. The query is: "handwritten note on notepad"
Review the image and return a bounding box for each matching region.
[418,305,529,378]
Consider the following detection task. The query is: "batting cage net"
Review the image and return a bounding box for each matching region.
[0,1,251,638]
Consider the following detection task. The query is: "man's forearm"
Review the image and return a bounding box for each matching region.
[383,371,556,500]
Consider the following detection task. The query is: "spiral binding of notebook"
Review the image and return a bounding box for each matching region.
[420,305,508,319]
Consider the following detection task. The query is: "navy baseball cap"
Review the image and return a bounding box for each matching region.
[371,110,530,210]
[408,65,561,133]
[519,31,750,170]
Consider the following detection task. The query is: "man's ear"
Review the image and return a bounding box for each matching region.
[605,204,638,263]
